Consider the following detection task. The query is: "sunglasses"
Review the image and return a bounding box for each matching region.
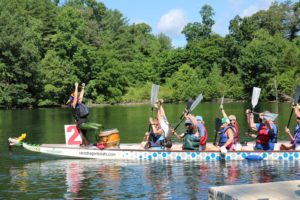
[297,117,300,120]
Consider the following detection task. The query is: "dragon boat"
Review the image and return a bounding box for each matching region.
[8,134,300,161]
[8,125,300,161]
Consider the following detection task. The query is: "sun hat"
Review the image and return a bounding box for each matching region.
[196,116,203,121]
[221,117,230,124]
[185,119,193,125]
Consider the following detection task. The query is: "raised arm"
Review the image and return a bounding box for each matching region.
[185,113,199,137]
[78,83,85,104]
[71,82,79,108]
[246,109,257,131]
[220,105,228,118]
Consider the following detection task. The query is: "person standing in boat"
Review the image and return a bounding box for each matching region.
[220,105,239,142]
[280,104,300,150]
[172,113,200,150]
[246,109,276,150]
[195,115,208,150]
[67,82,102,146]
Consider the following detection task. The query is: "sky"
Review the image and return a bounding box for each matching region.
[98,0,292,48]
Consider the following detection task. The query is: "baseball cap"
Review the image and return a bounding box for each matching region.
[185,119,193,125]
[221,117,230,124]
[196,116,203,121]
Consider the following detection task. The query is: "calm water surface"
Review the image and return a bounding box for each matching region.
[1,102,300,199]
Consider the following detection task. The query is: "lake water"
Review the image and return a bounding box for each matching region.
[1,102,299,199]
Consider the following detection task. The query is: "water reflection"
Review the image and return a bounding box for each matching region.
[5,160,300,199]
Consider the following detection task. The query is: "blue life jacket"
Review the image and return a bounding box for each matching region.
[293,124,300,145]
[219,125,236,147]
[268,123,278,143]
[149,131,164,147]
[76,103,89,118]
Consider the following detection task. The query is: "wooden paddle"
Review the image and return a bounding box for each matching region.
[173,93,203,131]
[287,85,300,128]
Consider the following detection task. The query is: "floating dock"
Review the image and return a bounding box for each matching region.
[209,180,300,200]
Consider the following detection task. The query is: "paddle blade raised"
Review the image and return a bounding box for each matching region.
[294,85,300,104]
[189,93,203,112]
[150,84,160,107]
[251,87,261,109]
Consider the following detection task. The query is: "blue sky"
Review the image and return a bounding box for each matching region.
[99,0,292,48]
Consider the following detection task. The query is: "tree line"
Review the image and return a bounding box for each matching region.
[0,0,299,108]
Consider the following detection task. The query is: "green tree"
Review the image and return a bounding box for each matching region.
[182,4,215,42]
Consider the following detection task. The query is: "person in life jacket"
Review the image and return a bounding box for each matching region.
[142,99,172,149]
[220,104,239,143]
[195,115,208,150]
[246,109,276,150]
[280,104,300,150]
[205,117,235,152]
[66,82,102,146]
[173,113,200,150]
[141,117,164,149]
[218,117,235,152]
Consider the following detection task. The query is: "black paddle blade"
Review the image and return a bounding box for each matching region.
[213,117,222,145]
[215,118,222,132]
[294,85,300,104]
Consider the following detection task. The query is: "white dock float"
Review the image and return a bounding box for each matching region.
[209,180,300,200]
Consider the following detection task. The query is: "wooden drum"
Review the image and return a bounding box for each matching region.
[98,128,120,147]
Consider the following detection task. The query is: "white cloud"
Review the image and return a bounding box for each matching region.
[240,0,275,17]
[240,5,259,17]
[157,9,187,37]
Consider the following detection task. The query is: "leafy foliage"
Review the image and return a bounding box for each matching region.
[0,0,300,107]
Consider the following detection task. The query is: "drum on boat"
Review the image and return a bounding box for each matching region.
[98,128,120,147]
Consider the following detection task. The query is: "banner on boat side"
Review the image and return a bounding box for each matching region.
[64,125,83,145]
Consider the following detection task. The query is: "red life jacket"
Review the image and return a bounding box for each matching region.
[234,123,239,142]
[199,125,208,145]
[256,122,272,145]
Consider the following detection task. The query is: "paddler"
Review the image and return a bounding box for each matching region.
[66,82,102,146]
[246,109,277,150]
[172,113,200,150]
[220,104,239,143]
[280,104,300,150]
